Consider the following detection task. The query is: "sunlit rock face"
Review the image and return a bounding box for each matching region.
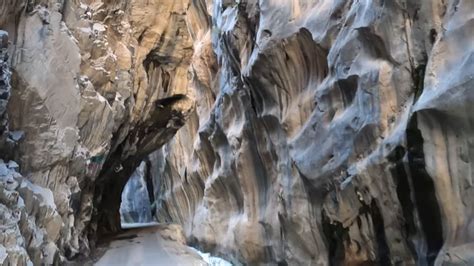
[0,0,473,265]
[0,0,196,262]
[151,0,474,265]
[0,30,63,265]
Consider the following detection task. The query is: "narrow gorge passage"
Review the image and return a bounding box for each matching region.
[95,164,232,266]
[0,1,473,266]
[94,225,206,266]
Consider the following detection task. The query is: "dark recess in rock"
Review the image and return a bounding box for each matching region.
[387,145,418,257]
[406,114,444,265]
[322,210,348,266]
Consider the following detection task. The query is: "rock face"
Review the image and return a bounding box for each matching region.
[151,0,474,265]
[1,0,196,263]
[0,30,11,154]
[0,30,62,265]
[0,162,64,265]
[0,0,473,265]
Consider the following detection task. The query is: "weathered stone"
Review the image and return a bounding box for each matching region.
[0,162,61,265]
[0,0,473,265]
[1,0,196,261]
[149,0,474,265]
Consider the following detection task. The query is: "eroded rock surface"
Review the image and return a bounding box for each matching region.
[151,0,474,265]
[1,0,196,263]
[0,0,473,265]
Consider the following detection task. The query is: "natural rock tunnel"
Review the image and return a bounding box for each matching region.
[90,93,192,238]
[0,0,474,265]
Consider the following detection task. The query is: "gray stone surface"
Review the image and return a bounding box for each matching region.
[0,160,63,265]
[120,162,154,224]
[0,0,473,265]
[0,1,195,262]
[150,0,474,265]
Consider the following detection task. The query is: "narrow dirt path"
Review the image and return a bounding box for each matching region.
[95,224,206,266]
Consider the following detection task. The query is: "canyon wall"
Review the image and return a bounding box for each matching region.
[0,0,473,265]
[0,29,63,265]
[1,0,197,263]
[151,0,474,265]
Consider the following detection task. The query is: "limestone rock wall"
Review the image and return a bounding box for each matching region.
[0,30,12,155]
[0,29,63,266]
[151,0,474,265]
[0,161,64,265]
[0,0,197,263]
[0,0,473,265]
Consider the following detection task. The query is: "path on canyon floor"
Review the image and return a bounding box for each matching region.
[95,224,206,266]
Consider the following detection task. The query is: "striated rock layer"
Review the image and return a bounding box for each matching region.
[151,0,474,265]
[0,0,473,265]
[1,0,197,263]
[0,29,63,265]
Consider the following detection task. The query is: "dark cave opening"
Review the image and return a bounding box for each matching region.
[384,114,444,265]
[91,155,141,240]
[89,96,189,251]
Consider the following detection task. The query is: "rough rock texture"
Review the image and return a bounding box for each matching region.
[1,0,196,262]
[0,162,64,265]
[151,0,474,265]
[0,31,11,154]
[0,31,63,265]
[0,0,473,265]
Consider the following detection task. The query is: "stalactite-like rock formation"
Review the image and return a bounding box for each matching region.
[0,0,473,265]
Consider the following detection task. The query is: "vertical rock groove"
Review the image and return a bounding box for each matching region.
[388,146,418,257]
[406,115,444,265]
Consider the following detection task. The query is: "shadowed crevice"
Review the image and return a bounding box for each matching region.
[321,209,347,266]
[387,146,418,260]
[406,114,443,265]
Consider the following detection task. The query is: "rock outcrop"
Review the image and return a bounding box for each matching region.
[0,0,473,265]
[0,30,63,265]
[1,0,196,263]
[150,0,474,265]
[0,161,64,265]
